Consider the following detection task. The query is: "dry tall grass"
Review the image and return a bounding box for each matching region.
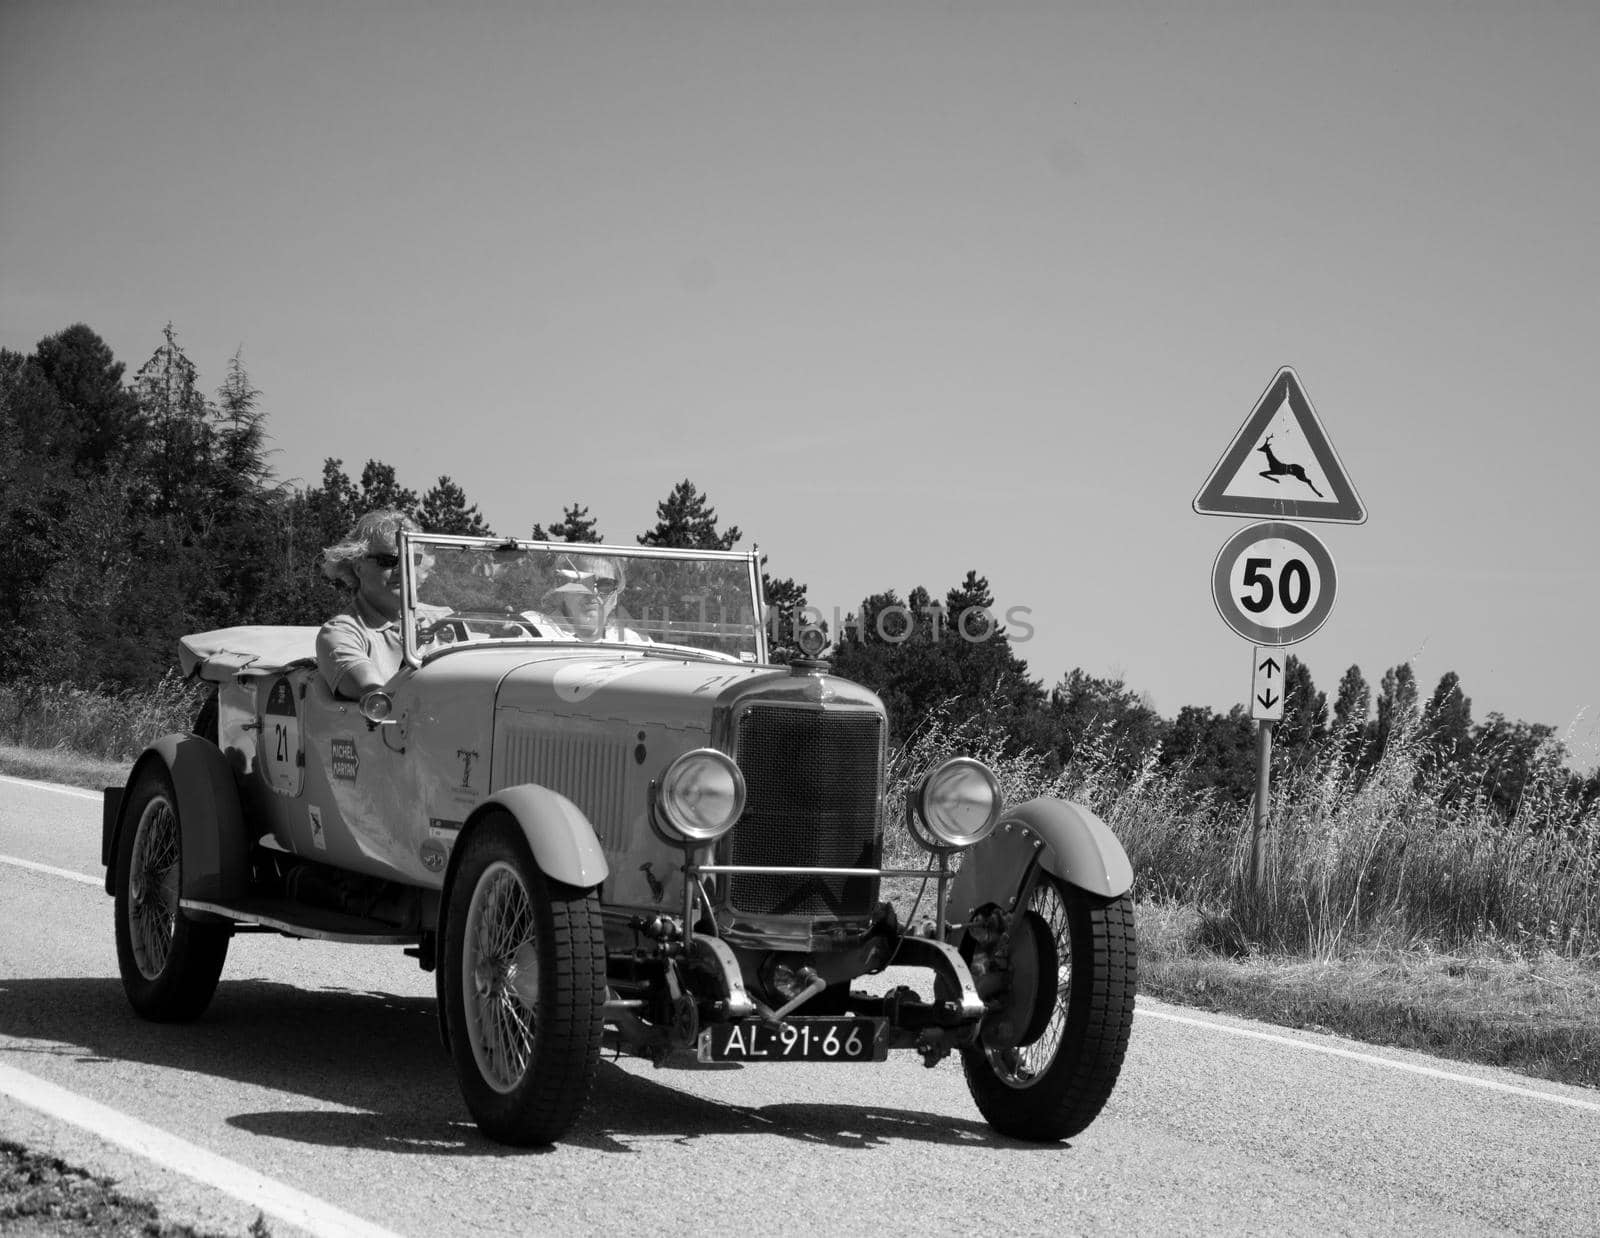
[0,674,205,763]
[885,708,1600,961]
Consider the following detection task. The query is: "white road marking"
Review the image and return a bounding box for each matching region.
[0,1062,403,1238]
[0,854,102,887]
[1139,1005,1600,1113]
[0,773,104,802]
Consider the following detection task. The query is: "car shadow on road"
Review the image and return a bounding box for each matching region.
[0,977,1051,1155]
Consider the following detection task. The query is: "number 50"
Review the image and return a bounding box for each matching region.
[1240,557,1311,615]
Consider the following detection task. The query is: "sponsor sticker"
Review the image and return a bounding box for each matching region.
[428,819,463,839]
[331,738,359,781]
[308,804,326,851]
[419,839,449,873]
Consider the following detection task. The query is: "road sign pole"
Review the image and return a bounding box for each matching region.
[1250,720,1273,895]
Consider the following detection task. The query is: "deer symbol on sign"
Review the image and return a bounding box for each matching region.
[1257,435,1323,497]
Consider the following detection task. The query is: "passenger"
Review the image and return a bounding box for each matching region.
[536,553,646,643]
[316,510,436,699]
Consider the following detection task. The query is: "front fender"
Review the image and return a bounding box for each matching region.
[104,733,247,901]
[434,783,610,1051]
[463,784,610,889]
[945,797,1133,927]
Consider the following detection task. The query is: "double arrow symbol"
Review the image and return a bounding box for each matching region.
[1256,655,1280,710]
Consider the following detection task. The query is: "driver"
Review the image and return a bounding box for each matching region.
[532,553,646,643]
[316,510,439,699]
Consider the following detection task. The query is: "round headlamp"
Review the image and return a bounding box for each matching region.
[654,748,747,844]
[909,757,1002,851]
[359,689,394,724]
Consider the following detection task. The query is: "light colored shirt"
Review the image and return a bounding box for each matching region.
[317,596,404,698]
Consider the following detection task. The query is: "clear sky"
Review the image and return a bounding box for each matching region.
[4,1,1597,770]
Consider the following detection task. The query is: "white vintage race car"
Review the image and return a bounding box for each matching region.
[103,535,1136,1144]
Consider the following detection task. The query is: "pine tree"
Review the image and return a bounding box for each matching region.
[420,475,492,535]
[637,479,740,549]
[762,572,809,663]
[532,502,601,542]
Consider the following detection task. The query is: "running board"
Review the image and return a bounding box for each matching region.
[180,896,420,944]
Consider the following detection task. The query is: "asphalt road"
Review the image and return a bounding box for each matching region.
[2,773,1598,1237]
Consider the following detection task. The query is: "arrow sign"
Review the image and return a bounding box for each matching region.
[1194,367,1366,524]
[1250,645,1286,721]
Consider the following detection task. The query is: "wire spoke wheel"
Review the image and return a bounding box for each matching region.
[464,862,539,1092]
[961,874,1136,1142]
[112,762,229,1022]
[986,881,1072,1087]
[442,814,605,1146]
[128,797,182,979]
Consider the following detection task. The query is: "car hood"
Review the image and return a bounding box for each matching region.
[480,647,883,730]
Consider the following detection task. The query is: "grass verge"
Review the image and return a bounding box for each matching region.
[0,1141,265,1237]
[1138,901,1600,1090]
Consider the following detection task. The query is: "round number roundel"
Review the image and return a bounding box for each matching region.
[1210,521,1337,645]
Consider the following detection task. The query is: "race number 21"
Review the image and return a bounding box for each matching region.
[1211,522,1337,646]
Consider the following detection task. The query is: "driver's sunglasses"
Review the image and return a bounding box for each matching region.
[367,551,430,570]
[587,577,621,599]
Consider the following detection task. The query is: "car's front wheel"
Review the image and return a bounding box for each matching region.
[442,813,605,1145]
[961,876,1136,1141]
[113,765,230,1020]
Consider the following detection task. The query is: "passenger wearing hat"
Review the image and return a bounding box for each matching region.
[533,554,646,643]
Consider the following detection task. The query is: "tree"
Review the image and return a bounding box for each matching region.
[357,460,418,517]
[637,479,740,549]
[1421,670,1474,772]
[1331,663,1371,764]
[29,323,144,471]
[1471,713,1563,821]
[132,323,213,520]
[830,573,1041,747]
[1044,669,1163,776]
[531,502,601,543]
[1162,704,1256,803]
[1371,662,1419,759]
[420,475,492,535]
[213,350,274,497]
[762,572,809,663]
[1277,654,1328,761]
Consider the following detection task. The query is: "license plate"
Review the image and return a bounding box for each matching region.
[698,1017,888,1063]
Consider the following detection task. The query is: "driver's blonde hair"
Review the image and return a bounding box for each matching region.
[319,510,420,590]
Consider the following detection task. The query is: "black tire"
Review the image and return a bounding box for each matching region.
[961,877,1136,1142]
[442,814,605,1146]
[113,765,230,1021]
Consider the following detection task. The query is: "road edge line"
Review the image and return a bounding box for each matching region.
[1137,1003,1600,1113]
[0,854,102,887]
[0,1062,403,1238]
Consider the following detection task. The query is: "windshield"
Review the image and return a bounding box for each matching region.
[398,536,767,664]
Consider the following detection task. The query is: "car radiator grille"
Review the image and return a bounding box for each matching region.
[727,705,883,919]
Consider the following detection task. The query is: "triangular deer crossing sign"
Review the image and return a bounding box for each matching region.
[1194,367,1366,524]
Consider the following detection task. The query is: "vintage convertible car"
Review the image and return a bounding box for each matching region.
[102,535,1136,1145]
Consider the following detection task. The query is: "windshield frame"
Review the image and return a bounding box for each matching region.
[396,533,769,667]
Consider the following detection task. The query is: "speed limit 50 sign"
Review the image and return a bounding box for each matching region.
[1211,521,1337,645]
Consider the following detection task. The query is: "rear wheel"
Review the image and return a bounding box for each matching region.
[442,814,605,1145]
[961,877,1136,1141]
[113,766,230,1020]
